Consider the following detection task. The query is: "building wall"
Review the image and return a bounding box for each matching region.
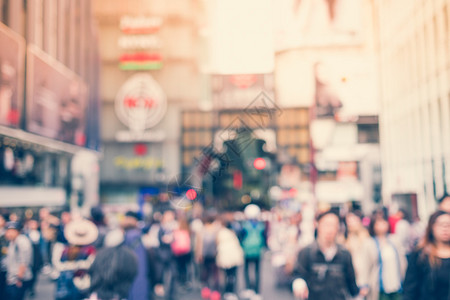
[376,0,450,218]
[0,0,101,209]
[92,0,203,206]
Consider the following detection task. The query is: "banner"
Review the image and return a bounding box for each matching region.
[0,22,25,128]
[26,45,88,146]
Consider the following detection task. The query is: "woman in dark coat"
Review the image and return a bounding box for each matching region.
[403,210,450,300]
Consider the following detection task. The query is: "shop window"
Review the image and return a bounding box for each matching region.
[357,124,379,144]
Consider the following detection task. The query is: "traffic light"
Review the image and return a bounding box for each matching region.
[186,188,197,200]
[253,157,266,170]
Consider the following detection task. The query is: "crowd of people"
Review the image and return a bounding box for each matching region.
[0,194,448,300]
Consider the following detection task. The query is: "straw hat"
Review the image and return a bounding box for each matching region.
[64,219,98,246]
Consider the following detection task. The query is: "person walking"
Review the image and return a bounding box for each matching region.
[122,211,150,300]
[171,217,192,287]
[53,218,98,300]
[360,210,407,300]
[3,221,33,300]
[403,210,450,300]
[345,210,370,300]
[216,216,244,298]
[241,204,266,299]
[196,213,220,300]
[87,244,138,300]
[292,210,368,300]
[0,214,8,300]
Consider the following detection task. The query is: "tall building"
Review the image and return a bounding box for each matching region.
[375,0,450,219]
[92,0,203,212]
[274,0,381,214]
[0,1,101,212]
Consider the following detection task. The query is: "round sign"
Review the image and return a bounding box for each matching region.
[115,74,167,131]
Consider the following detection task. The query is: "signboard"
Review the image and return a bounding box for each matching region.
[115,73,167,139]
[118,15,163,71]
[0,22,25,128]
[26,45,88,146]
[100,142,165,184]
[212,74,275,109]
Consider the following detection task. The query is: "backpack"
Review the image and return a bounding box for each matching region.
[171,229,191,256]
[242,222,265,258]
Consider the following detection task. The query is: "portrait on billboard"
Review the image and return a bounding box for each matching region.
[275,0,363,51]
[0,22,25,128]
[26,45,88,146]
[312,57,378,119]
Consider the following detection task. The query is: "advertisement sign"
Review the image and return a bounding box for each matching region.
[312,58,378,119]
[26,45,88,146]
[212,74,275,109]
[0,22,25,128]
[114,74,167,141]
[118,15,163,71]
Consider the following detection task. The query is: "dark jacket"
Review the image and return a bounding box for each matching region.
[293,241,360,300]
[403,249,450,300]
[124,229,149,300]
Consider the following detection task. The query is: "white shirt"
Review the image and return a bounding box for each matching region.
[379,241,402,293]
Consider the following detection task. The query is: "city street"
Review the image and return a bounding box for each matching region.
[32,253,295,300]
[2,0,450,300]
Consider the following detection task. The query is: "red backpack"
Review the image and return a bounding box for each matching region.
[171,229,191,256]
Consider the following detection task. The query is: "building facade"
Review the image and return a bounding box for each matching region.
[0,0,101,212]
[92,0,203,212]
[273,0,381,214]
[375,0,450,219]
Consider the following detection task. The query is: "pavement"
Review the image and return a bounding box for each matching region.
[31,252,295,300]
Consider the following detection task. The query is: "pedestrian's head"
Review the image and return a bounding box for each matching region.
[419,210,450,266]
[397,208,411,222]
[161,210,175,224]
[89,245,138,299]
[5,221,21,241]
[39,207,50,220]
[0,214,6,228]
[60,210,72,225]
[244,204,261,220]
[122,211,140,229]
[91,206,105,225]
[345,210,364,233]
[438,194,450,213]
[26,219,39,230]
[316,210,340,244]
[368,210,390,237]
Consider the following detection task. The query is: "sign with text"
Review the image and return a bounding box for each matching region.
[115,74,167,140]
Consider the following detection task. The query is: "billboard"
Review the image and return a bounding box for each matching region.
[26,45,88,146]
[0,22,25,128]
[275,0,364,51]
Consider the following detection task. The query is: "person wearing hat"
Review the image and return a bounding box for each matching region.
[3,221,33,300]
[53,219,98,300]
[292,210,369,300]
